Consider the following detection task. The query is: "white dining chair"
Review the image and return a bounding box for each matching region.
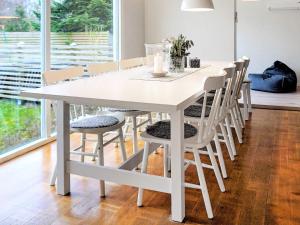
[119,57,145,70]
[230,60,245,144]
[194,61,245,154]
[184,65,237,172]
[136,74,227,219]
[87,61,119,76]
[44,66,86,121]
[44,67,128,197]
[108,57,153,155]
[241,56,252,121]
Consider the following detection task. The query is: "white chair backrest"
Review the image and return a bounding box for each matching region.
[242,56,251,80]
[120,57,145,70]
[197,73,226,143]
[43,66,84,85]
[87,62,119,76]
[242,56,250,69]
[43,66,85,121]
[220,64,236,118]
[233,60,245,100]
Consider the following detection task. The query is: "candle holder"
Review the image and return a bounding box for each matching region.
[189,58,201,68]
[145,43,171,70]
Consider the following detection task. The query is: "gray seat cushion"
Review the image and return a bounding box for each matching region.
[209,88,226,95]
[184,105,211,118]
[71,116,119,129]
[146,121,197,140]
[196,96,214,105]
[108,108,139,113]
[196,96,224,106]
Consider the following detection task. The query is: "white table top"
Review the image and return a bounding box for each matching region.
[22,62,229,113]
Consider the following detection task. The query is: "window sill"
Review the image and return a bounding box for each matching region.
[0,136,56,164]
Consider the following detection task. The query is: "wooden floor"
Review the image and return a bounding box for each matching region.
[1,109,300,225]
[250,86,300,110]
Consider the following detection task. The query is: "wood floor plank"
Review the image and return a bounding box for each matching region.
[1,109,300,225]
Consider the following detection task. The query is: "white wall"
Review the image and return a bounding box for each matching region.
[237,0,300,84]
[120,0,145,59]
[145,0,235,61]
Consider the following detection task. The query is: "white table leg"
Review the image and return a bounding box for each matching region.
[56,100,70,195]
[170,110,185,222]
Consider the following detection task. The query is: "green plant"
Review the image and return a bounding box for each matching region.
[4,5,35,32]
[0,100,41,154]
[169,34,194,59]
[32,0,113,32]
[4,0,113,33]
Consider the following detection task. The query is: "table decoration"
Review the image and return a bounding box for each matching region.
[169,34,194,73]
[145,43,171,68]
[190,57,201,68]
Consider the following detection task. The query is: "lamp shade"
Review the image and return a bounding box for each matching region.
[181,0,215,11]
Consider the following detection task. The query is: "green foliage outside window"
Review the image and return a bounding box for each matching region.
[4,0,113,32]
[4,5,34,32]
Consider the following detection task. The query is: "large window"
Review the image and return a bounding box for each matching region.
[0,0,116,157]
[0,1,41,155]
[50,0,115,131]
[51,0,114,69]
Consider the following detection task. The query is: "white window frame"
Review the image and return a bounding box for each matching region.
[0,0,119,164]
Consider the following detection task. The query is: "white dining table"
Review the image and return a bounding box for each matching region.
[22,62,228,222]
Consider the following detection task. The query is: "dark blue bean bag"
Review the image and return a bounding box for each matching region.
[249,61,297,93]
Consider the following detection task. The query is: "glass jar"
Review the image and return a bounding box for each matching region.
[169,57,185,73]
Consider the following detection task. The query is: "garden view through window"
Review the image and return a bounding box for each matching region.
[0,0,114,155]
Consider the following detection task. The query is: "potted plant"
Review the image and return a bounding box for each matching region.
[169,34,194,73]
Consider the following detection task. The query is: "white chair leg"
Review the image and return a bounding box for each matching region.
[219,122,234,161]
[92,141,98,161]
[235,102,245,129]
[97,134,105,197]
[231,109,243,144]
[242,86,249,121]
[123,116,131,141]
[214,133,227,179]
[81,133,86,162]
[165,145,171,172]
[225,115,237,156]
[148,113,152,125]
[118,128,127,162]
[246,83,252,113]
[50,162,57,186]
[163,144,169,177]
[206,143,225,192]
[81,105,85,117]
[132,116,139,154]
[193,148,213,219]
[148,113,158,154]
[156,112,163,121]
[73,105,78,120]
[137,117,142,132]
[137,142,150,207]
[117,116,131,146]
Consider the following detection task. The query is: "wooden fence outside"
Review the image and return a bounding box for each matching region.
[0,32,113,100]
